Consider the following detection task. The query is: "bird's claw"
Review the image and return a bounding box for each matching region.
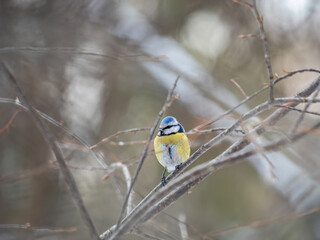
[175,163,182,171]
[161,176,167,186]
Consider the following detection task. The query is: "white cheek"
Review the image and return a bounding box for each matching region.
[164,126,179,135]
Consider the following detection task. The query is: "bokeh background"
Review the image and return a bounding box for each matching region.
[1,0,320,239]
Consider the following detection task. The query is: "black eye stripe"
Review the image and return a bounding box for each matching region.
[161,124,179,131]
[158,124,184,136]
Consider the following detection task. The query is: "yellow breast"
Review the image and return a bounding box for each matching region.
[154,133,190,169]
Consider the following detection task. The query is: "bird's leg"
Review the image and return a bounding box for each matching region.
[175,163,183,171]
[161,167,167,186]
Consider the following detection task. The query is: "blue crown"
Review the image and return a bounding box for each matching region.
[161,116,176,126]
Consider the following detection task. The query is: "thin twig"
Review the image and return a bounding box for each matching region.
[291,85,320,133]
[238,33,259,39]
[193,68,320,130]
[178,214,189,240]
[206,206,320,238]
[232,0,253,8]
[234,0,274,103]
[273,104,320,117]
[230,78,247,97]
[0,164,54,184]
[0,109,22,134]
[191,86,267,131]
[0,97,108,168]
[101,162,132,214]
[251,0,274,103]
[132,229,164,240]
[274,68,320,84]
[0,46,166,62]
[90,128,151,149]
[114,76,180,230]
[242,118,277,181]
[1,63,99,240]
[0,223,77,237]
[187,128,245,135]
[214,77,320,162]
[110,140,147,146]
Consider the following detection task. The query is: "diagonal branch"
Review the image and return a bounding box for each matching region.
[291,85,320,133]
[0,46,166,62]
[90,127,151,149]
[109,120,320,239]
[1,63,100,240]
[191,68,320,131]
[114,76,180,229]
[106,76,320,239]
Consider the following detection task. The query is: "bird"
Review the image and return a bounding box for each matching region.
[154,116,190,186]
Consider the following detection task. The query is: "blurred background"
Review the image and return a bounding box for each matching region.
[1,0,320,239]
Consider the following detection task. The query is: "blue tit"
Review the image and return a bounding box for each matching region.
[154,116,190,186]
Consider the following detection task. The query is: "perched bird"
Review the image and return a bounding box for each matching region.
[154,116,190,186]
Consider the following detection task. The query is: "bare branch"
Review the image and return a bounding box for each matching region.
[274,104,320,117]
[1,63,100,240]
[0,97,108,168]
[0,164,53,184]
[0,46,166,62]
[234,0,274,103]
[0,223,76,237]
[191,68,320,131]
[215,76,320,161]
[90,128,151,149]
[102,162,133,215]
[106,76,320,239]
[291,85,320,133]
[251,0,274,103]
[108,120,320,239]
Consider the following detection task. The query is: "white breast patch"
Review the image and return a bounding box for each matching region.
[159,144,181,172]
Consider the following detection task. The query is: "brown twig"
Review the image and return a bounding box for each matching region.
[238,33,259,39]
[230,78,247,97]
[0,109,22,135]
[1,63,100,240]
